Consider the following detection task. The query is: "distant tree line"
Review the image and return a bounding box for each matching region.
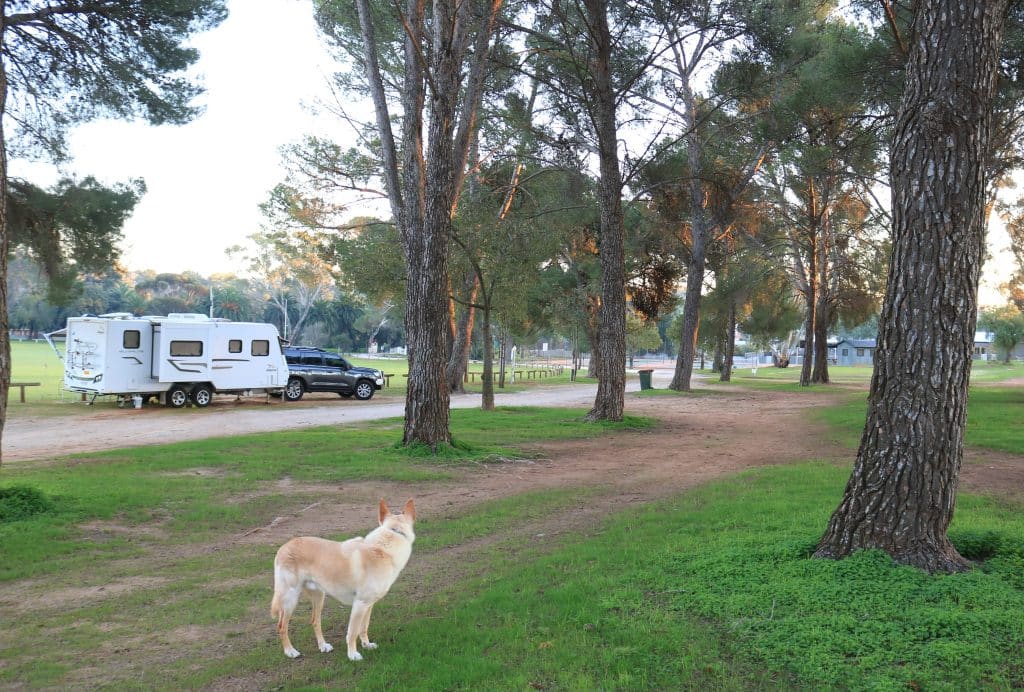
[6,251,405,354]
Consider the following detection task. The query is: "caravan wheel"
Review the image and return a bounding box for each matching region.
[166,385,189,408]
[191,384,213,408]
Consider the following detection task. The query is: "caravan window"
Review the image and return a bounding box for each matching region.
[123,330,141,349]
[252,340,270,356]
[228,339,242,353]
[171,341,203,357]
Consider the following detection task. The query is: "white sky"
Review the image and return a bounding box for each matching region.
[5,0,1016,306]
[10,0,340,277]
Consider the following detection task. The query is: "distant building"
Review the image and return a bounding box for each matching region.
[835,338,876,366]
[974,332,994,360]
[795,339,840,364]
[975,331,1024,361]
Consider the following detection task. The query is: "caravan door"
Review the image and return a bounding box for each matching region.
[153,322,211,384]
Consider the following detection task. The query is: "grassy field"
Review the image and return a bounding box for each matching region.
[3,459,1021,689]
[816,386,1024,454]
[707,360,1024,391]
[1,362,1022,688]
[8,340,577,412]
[0,407,651,582]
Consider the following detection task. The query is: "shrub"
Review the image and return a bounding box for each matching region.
[0,485,56,522]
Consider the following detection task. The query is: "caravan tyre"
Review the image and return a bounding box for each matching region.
[191,384,213,408]
[167,385,189,408]
[284,377,305,402]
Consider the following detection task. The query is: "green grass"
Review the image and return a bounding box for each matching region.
[2,354,1021,689]
[705,365,874,392]
[9,340,65,404]
[712,361,1024,392]
[636,464,1024,690]
[0,407,651,582]
[325,465,1024,690]
[146,464,1022,691]
[10,340,578,410]
[817,387,1024,455]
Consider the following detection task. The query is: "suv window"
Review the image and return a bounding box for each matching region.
[324,354,345,369]
[299,354,322,366]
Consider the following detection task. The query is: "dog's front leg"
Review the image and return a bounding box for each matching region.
[358,603,377,650]
[346,600,372,661]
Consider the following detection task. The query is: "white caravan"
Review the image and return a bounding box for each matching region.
[48,313,289,407]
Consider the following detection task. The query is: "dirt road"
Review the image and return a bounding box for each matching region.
[2,378,623,463]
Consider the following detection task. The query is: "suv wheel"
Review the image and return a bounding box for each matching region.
[354,380,375,401]
[284,377,305,402]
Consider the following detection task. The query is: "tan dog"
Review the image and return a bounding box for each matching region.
[270,498,416,660]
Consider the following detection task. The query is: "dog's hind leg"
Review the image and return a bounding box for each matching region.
[358,603,377,650]
[306,586,334,653]
[345,599,372,661]
[276,585,303,658]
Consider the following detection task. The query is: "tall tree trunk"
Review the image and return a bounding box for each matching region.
[585,0,626,422]
[720,301,736,382]
[799,238,817,386]
[480,305,495,411]
[811,294,832,383]
[584,298,601,379]
[0,51,9,468]
[811,212,831,384]
[798,307,814,386]
[403,0,462,449]
[498,327,507,388]
[447,272,478,393]
[356,0,502,451]
[671,247,705,391]
[815,0,1008,573]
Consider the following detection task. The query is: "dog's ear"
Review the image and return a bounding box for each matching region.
[403,498,416,521]
[379,498,389,524]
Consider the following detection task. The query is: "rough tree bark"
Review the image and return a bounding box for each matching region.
[447,272,478,393]
[799,193,818,387]
[584,0,626,422]
[720,301,736,382]
[814,0,1010,573]
[811,208,833,384]
[0,53,9,468]
[668,71,707,393]
[480,304,495,411]
[355,0,502,450]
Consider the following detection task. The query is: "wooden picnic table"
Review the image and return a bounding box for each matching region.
[10,382,41,403]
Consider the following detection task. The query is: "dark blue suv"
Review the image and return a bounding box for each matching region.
[282,347,385,401]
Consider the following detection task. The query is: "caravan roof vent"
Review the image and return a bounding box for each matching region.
[166,313,211,321]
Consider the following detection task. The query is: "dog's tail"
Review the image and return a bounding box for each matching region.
[270,560,285,620]
[270,589,282,619]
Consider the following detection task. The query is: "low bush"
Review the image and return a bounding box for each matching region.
[0,485,57,522]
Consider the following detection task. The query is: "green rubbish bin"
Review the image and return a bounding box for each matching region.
[638,368,654,390]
